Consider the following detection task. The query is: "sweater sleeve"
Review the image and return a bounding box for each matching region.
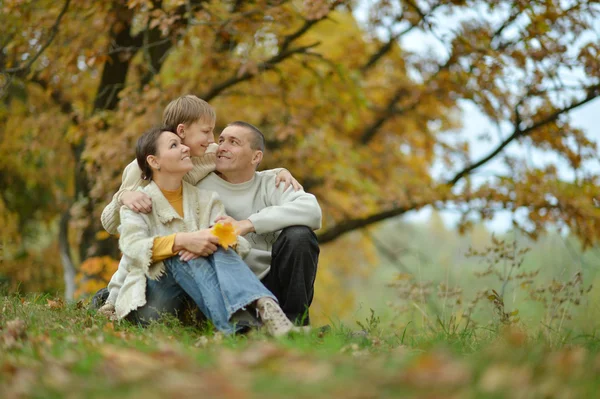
[106,257,129,305]
[183,143,218,185]
[151,234,177,262]
[101,159,147,235]
[118,206,159,278]
[247,174,322,235]
[204,190,250,259]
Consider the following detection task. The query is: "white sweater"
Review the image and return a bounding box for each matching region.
[101,144,219,235]
[196,172,322,279]
[114,180,250,320]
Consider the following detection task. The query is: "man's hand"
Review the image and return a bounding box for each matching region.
[121,191,152,213]
[275,169,303,192]
[174,229,219,257]
[214,216,255,236]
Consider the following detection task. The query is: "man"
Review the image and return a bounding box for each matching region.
[197,121,321,325]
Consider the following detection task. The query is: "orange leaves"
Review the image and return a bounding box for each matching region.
[211,222,237,250]
[75,256,119,298]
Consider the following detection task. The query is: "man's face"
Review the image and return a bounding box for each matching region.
[180,118,215,157]
[216,125,260,173]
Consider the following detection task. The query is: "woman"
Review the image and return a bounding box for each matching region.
[114,125,295,336]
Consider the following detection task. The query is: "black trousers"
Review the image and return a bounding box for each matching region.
[261,226,320,326]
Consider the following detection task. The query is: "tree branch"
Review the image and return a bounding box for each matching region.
[201,42,320,101]
[361,1,444,74]
[318,202,420,244]
[447,84,600,186]
[4,0,71,77]
[319,85,600,244]
[359,57,451,144]
[279,0,340,53]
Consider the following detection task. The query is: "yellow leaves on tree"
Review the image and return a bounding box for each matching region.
[74,256,118,298]
[210,223,237,250]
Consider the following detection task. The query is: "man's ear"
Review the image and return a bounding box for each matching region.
[251,150,263,167]
[176,123,186,139]
[147,154,159,170]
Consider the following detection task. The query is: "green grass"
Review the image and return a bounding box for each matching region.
[2,293,600,398]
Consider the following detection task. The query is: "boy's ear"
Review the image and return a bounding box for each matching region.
[176,123,186,139]
[147,155,159,170]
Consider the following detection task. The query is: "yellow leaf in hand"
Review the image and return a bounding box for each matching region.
[211,222,237,250]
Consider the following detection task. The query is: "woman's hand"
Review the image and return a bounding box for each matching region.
[178,250,200,262]
[121,191,152,213]
[275,169,303,192]
[174,230,219,257]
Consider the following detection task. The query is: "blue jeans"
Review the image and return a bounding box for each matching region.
[128,248,275,334]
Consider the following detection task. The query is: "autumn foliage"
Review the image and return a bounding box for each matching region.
[1,0,600,307]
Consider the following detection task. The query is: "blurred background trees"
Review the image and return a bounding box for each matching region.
[1,0,599,321]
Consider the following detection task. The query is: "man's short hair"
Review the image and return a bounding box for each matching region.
[228,121,265,152]
[162,95,215,131]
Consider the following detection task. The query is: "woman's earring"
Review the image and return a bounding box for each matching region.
[157,165,161,171]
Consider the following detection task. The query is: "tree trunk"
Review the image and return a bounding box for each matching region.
[59,210,76,300]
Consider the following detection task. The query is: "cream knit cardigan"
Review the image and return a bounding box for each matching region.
[115,180,250,320]
[101,144,218,235]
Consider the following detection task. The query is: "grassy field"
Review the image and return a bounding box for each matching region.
[2,292,600,399]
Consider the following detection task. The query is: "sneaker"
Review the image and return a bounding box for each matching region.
[256,298,295,337]
[90,287,109,309]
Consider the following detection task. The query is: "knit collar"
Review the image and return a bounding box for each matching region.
[144,181,187,224]
[210,171,257,191]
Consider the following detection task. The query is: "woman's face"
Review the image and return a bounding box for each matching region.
[151,131,193,176]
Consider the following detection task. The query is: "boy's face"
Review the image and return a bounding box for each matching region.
[180,118,215,157]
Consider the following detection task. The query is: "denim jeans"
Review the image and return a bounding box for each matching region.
[128,248,275,334]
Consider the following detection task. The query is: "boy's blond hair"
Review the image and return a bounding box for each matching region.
[162,95,215,130]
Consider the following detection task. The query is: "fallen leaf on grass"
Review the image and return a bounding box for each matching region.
[1,319,27,349]
[401,351,471,388]
[219,342,332,384]
[46,298,64,310]
[548,346,587,377]
[211,222,237,250]
[4,368,37,398]
[41,363,72,391]
[479,364,532,393]
[220,342,284,369]
[194,336,209,348]
[101,346,170,383]
[280,358,333,384]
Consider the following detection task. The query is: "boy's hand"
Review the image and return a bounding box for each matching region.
[121,191,152,213]
[275,169,303,192]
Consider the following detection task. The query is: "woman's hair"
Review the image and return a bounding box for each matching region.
[136,125,174,180]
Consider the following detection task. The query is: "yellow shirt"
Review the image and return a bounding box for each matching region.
[151,185,183,262]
